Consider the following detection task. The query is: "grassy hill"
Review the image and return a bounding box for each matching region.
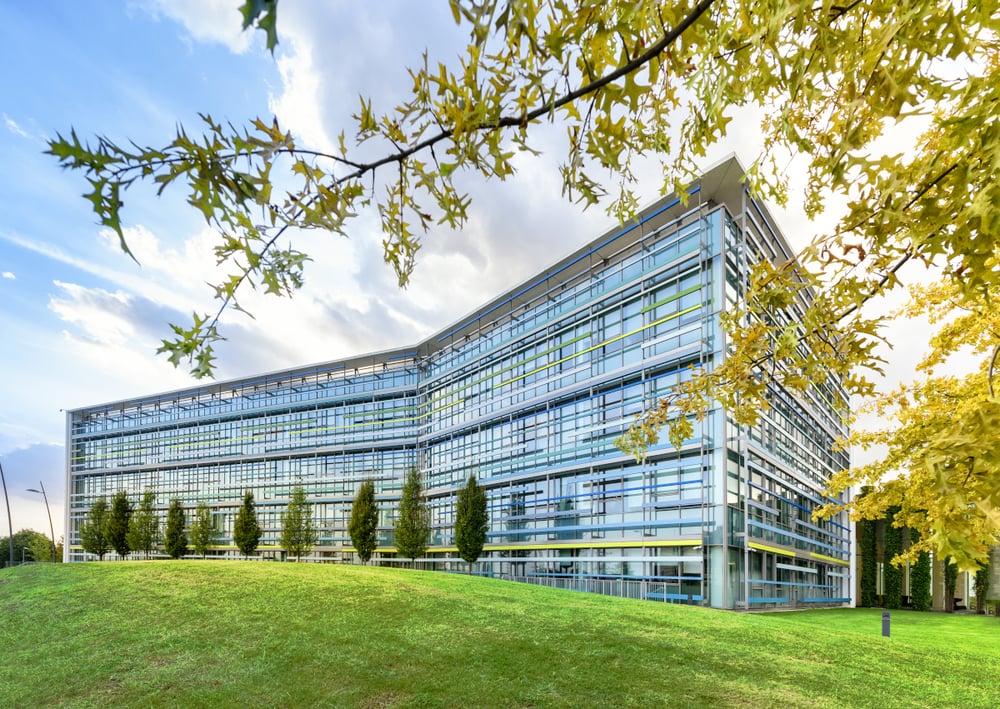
[1,562,996,707]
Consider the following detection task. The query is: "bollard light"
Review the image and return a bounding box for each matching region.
[882,611,890,638]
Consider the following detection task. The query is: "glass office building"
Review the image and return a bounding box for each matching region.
[65,157,852,609]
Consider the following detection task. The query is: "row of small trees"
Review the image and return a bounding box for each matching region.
[347,471,488,567]
[79,471,488,565]
[80,489,264,560]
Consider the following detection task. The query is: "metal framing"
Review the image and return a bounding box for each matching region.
[65,156,852,609]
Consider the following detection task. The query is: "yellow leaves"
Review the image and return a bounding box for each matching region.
[837,338,1000,571]
[356,96,377,137]
[54,0,1000,442]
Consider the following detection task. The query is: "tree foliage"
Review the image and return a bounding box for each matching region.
[233,491,263,558]
[106,490,133,559]
[80,498,110,561]
[394,468,431,564]
[279,486,318,561]
[455,475,488,566]
[48,2,1000,564]
[164,498,188,560]
[240,0,278,52]
[26,532,55,563]
[126,489,159,559]
[0,529,53,567]
[190,503,216,559]
[348,480,379,563]
[824,280,1000,572]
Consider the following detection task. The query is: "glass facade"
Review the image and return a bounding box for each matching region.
[65,158,852,609]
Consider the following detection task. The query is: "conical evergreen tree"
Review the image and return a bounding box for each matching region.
[80,498,110,561]
[190,503,216,558]
[164,498,188,559]
[280,486,318,561]
[455,475,488,567]
[348,480,379,563]
[126,489,159,559]
[106,489,133,559]
[395,468,430,565]
[233,491,262,559]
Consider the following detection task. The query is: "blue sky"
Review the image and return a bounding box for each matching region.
[0,1,932,545]
[0,0,639,542]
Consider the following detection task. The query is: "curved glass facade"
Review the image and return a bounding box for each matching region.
[66,158,852,609]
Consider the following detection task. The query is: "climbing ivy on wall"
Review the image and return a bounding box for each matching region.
[910,528,932,611]
[859,517,877,608]
[883,508,903,609]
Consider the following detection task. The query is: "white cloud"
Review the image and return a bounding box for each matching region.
[13,2,956,480]
[1,271,14,280]
[266,3,463,154]
[142,0,252,54]
[3,113,30,139]
[0,227,204,317]
[0,421,48,455]
[49,282,138,347]
[269,34,333,153]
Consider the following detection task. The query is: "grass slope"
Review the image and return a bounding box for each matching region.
[1,562,997,707]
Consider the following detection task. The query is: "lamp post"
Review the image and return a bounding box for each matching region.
[27,482,57,563]
[0,459,13,568]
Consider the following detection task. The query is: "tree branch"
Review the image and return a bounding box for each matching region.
[201,0,718,347]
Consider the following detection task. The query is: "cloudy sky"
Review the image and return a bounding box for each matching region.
[0,1,933,544]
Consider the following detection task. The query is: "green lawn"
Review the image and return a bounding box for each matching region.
[1,562,996,707]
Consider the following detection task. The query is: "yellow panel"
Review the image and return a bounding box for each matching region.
[748,541,794,557]
[495,304,701,389]
[339,539,701,554]
[809,551,850,567]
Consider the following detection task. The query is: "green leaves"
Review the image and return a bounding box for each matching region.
[455,474,488,565]
[279,486,318,562]
[394,468,430,562]
[48,2,1000,566]
[157,311,221,379]
[233,491,263,558]
[239,0,278,52]
[348,480,379,564]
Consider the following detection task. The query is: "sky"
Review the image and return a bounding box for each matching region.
[0,1,935,545]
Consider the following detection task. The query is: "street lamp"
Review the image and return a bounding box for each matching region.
[0,459,12,568]
[27,482,57,563]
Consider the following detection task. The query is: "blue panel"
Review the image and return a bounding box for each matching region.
[644,592,691,601]
[802,597,851,603]
[747,520,845,556]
